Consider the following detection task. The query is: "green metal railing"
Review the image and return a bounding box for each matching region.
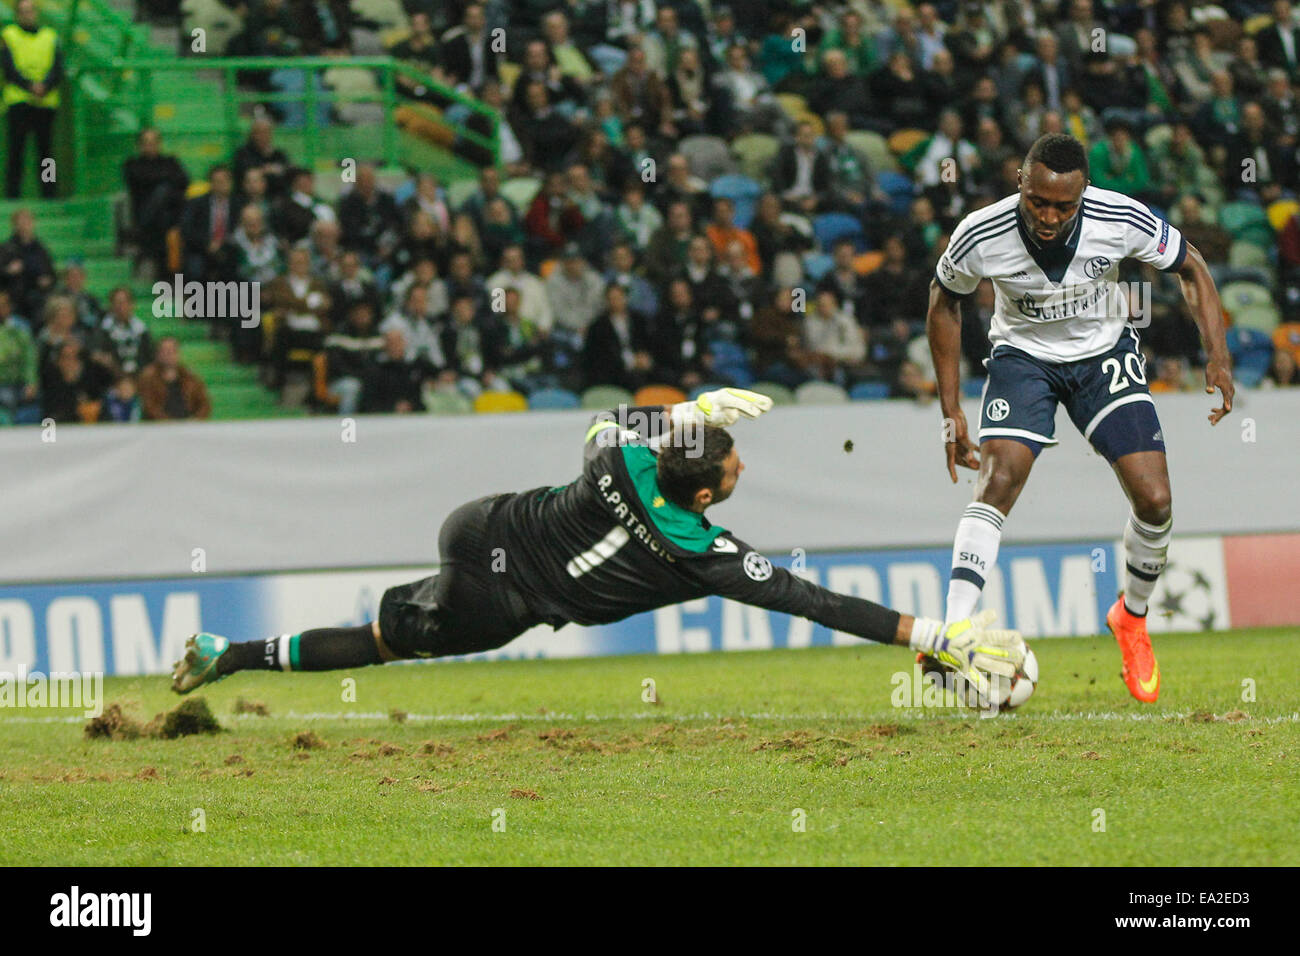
[70,57,497,182]
[53,0,500,193]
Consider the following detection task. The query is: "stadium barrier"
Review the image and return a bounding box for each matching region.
[2,393,1295,674]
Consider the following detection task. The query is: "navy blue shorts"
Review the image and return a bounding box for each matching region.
[978,328,1166,463]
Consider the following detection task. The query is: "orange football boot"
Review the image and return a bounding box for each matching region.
[1106,598,1160,703]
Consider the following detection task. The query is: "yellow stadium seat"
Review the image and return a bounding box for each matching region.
[1267,199,1300,232]
[474,390,529,413]
[888,128,929,156]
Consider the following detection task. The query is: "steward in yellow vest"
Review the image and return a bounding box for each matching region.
[1,3,61,109]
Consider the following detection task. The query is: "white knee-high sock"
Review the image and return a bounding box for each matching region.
[945,502,1005,625]
[1123,512,1172,616]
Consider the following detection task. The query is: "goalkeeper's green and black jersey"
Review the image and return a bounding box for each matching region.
[482,407,899,642]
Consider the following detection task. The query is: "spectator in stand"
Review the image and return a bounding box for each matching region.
[610,45,672,137]
[232,117,291,200]
[323,300,385,415]
[36,294,81,366]
[390,11,445,102]
[337,164,400,268]
[443,249,485,309]
[439,3,502,94]
[401,171,452,234]
[390,257,448,322]
[102,372,140,422]
[486,244,552,331]
[717,239,763,321]
[822,110,883,216]
[1257,0,1300,77]
[615,180,664,251]
[303,217,343,277]
[705,197,761,275]
[137,337,212,420]
[817,238,866,318]
[233,205,283,286]
[750,285,807,387]
[391,210,448,279]
[446,293,490,395]
[667,45,712,137]
[263,245,332,376]
[1149,355,1192,393]
[1224,101,1295,202]
[180,164,241,283]
[652,277,713,391]
[41,338,111,423]
[123,128,190,275]
[546,244,606,342]
[460,166,508,230]
[483,286,553,394]
[749,191,812,276]
[271,167,335,246]
[380,283,452,374]
[363,329,425,413]
[514,78,583,171]
[57,262,103,332]
[542,11,596,87]
[0,207,54,322]
[868,50,933,134]
[644,199,696,286]
[801,289,867,385]
[713,43,783,135]
[1149,121,1214,210]
[774,121,831,215]
[0,288,37,421]
[604,241,658,319]
[1088,116,1152,200]
[511,38,586,117]
[524,171,585,262]
[809,49,873,131]
[327,248,380,326]
[1175,194,1231,264]
[654,153,710,220]
[683,235,740,333]
[94,287,154,376]
[479,196,525,268]
[582,282,654,391]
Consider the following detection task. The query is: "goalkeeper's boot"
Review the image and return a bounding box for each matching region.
[1106,598,1160,703]
[171,633,231,694]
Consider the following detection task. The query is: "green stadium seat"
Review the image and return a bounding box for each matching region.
[1228,240,1273,272]
[581,385,633,410]
[501,176,542,216]
[845,130,898,175]
[423,386,473,415]
[730,133,780,181]
[1220,281,1275,312]
[747,381,796,405]
[795,381,849,404]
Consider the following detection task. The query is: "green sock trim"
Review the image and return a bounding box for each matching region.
[289,633,302,671]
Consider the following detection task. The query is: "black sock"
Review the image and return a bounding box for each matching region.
[219,625,383,675]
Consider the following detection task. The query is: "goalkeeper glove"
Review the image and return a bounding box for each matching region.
[671,388,774,428]
[909,610,1026,703]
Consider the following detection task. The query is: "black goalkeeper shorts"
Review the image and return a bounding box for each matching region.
[378,495,542,659]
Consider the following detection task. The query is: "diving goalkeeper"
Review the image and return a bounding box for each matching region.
[171,389,1027,701]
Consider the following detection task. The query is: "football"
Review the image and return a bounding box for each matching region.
[992,648,1039,710]
[917,647,1039,711]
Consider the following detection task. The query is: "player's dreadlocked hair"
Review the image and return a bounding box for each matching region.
[657,425,734,510]
[1024,133,1088,178]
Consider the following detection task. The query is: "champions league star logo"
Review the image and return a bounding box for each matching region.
[1152,561,1218,631]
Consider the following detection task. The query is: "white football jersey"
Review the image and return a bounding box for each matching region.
[935,185,1187,363]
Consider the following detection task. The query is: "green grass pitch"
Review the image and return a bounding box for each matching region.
[1,628,1296,866]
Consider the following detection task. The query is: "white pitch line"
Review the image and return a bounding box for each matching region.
[4,710,1298,725]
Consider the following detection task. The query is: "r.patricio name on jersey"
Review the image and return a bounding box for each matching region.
[488,405,898,641]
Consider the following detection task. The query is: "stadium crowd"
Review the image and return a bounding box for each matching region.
[3,0,1300,423]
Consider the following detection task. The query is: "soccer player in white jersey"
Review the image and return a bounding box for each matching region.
[925,133,1234,703]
